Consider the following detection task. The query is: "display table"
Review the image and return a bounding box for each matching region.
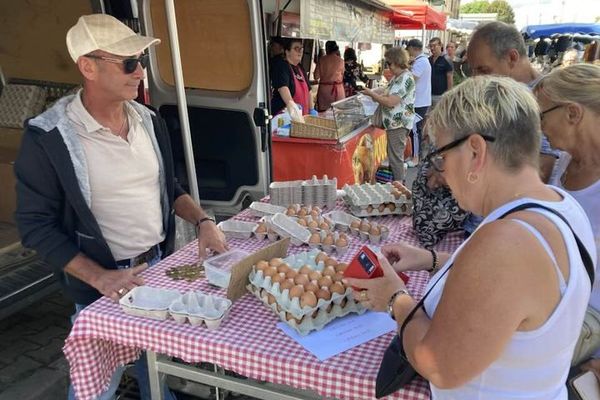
[272,124,387,187]
[64,203,464,400]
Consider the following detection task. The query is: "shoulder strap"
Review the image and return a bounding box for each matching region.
[498,202,594,288]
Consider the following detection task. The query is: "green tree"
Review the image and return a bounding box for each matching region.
[460,0,516,24]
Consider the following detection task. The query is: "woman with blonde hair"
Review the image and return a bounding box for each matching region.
[533,63,600,370]
[346,75,596,399]
[362,47,415,182]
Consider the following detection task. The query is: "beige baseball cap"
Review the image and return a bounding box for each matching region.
[66,14,160,63]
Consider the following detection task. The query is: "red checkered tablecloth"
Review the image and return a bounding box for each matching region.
[64,204,463,400]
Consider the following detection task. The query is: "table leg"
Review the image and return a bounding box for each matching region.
[146,350,163,400]
[214,364,222,400]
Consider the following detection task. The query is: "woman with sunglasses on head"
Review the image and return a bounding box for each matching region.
[362,47,415,182]
[270,38,312,120]
[533,64,600,375]
[345,76,596,399]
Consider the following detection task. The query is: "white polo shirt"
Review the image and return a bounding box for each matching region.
[66,91,165,261]
[411,53,432,108]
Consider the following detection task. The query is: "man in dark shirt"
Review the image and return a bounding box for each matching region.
[428,37,453,107]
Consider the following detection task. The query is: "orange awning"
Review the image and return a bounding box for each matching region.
[385,0,447,30]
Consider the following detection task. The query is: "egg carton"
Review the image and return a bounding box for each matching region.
[169,291,232,330]
[247,249,365,335]
[269,181,303,206]
[308,230,350,255]
[284,204,322,219]
[343,183,411,207]
[264,213,311,246]
[349,201,413,218]
[248,202,287,217]
[120,286,181,320]
[217,220,259,239]
[293,214,334,233]
[349,220,390,244]
[323,210,361,232]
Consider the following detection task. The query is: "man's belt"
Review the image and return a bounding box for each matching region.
[116,245,159,267]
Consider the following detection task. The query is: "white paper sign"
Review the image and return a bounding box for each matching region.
[277,311,396,361]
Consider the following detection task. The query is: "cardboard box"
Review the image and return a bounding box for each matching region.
[0,147,18,223]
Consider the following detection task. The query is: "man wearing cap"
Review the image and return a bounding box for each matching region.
[406,38,431,163]
[14,14,227,399]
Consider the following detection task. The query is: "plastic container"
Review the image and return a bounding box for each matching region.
[204,249,250,288]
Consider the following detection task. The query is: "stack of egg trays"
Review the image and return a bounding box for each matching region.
[247,249,366,335]
[302,175,337,210]
[342,183,412,217]
[269,181,303,206]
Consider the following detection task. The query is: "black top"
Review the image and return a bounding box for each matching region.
[429,55,453,96]
[270,57,309,114]
[343,61,369,94]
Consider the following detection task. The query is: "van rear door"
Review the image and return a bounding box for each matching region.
[139,0,271,215]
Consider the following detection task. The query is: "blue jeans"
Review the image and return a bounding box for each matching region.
[67,249,177,400]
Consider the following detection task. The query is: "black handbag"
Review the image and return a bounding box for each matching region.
[375,202,595,398]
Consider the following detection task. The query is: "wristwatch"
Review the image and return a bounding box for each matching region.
[388,289,410,320]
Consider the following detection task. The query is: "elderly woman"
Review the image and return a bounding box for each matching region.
[270,38,312,118]
[363,47,415,182]
[533,64,600,370]
[346,76,596,399]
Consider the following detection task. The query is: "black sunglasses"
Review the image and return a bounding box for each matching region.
[425,133,496,172]
[84,53,149,74]
[539,104,563,121]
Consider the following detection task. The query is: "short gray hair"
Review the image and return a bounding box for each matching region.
[426,75,541,171]
[471,21,527,59]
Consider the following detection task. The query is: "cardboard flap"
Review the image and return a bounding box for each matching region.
[226,238,290,301]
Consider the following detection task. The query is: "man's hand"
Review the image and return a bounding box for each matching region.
[90,263,148,302]
[197,221,228,260]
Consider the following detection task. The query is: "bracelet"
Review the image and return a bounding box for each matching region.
[388,288,410,321]
[429,249,439,273]
[195,217,215,229]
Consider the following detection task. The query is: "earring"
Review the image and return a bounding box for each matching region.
[467,172,479,184]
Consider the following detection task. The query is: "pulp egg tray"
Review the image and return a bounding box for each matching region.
[217,220,258,240]
[349,202,413,218]
[169,291,232,330]
[323,210,361,232]
[307,230,350,255]
[247,249,365,335]
[248,201,287,218]
[350,220,390,244]
[342,183,412,217]
[263,213,311,246]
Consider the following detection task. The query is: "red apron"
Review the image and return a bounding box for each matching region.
[290,65,310,115]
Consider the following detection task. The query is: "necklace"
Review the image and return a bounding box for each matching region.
[112,113,128,137]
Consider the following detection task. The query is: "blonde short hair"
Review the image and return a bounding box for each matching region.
[385,47,409,69]
[426,75,541,170]
[533,63,600,114]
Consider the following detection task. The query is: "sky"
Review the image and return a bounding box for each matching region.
[461,0,600,29]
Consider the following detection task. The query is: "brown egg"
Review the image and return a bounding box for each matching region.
[325,257,338,268]
[335,238,348,247]
[264,267,278,277]
[312,205,321,213]
[366,205,374,213]
[285,312,303,324]
[315,252,329,263]
[300,291,318,308]
[304,280,319,293]
[277,264,290,274]
[294,274,309,286]
[310,210,319,218]
[256,223,267,233]
[323,266,337,277]
[285,269,298,279]
[297,208,308,217]
[334,262,348,273]
[289,284,304,298]
[309,232,321,244]
[272,273,287,284]
[267,293,277,305]
[339,232,348,241]
[286,208,296,216]
[308,270,322,281]
[369,226,381,236]
[319,222,330,230]
[297,218,308,227]
[387,203,396,211]
[318,275,333,288]
[322,235,334,246]
[360,222,371,232]
[269,258,284,267]
[255,260,269,271]
[378,204,386,213]
[350,220,360,229]
[308,220,319,230]
[316,288,332,301]
[280,279,295,291]
[299,265,313,275]
[333,272,345,282]
[391,189,402,199]
[330,282,346,295]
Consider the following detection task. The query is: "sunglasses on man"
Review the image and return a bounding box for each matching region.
[84,53,149,74]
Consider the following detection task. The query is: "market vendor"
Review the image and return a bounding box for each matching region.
[315,40,345,111]
[270,38,312,119]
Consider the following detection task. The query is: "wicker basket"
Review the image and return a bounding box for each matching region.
[290,116,341,140]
